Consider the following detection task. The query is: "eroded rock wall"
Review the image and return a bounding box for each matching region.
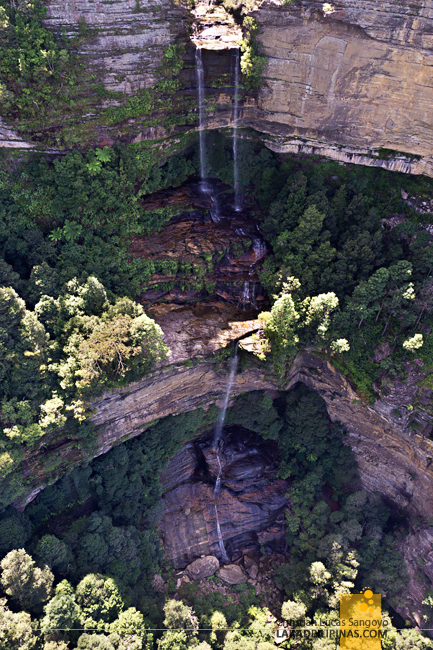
[242,0,433,174]
[12,350,433,620]
[44,0,186,93]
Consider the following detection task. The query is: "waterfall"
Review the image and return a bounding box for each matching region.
[195,47,220,222]
[241,280,249,309]
[215,505,229,563]
[252,236,266,261]
[213,344,238,448]
[233,48,241,211]
[213,345,238,498]
[195,47,207,188]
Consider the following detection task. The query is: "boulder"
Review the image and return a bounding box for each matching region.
[244,555,259,581]
[185,555,219,581]
[218,564,245,585]
[246,563,258,580]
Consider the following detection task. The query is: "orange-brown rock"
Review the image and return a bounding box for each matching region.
[130,184,267,306]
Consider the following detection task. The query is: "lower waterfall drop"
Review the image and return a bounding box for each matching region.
[213,344,238,561]
[215,504,230,564]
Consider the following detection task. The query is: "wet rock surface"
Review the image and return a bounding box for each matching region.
[131,180,268,309]
[159,426,288,568]
[191,2,242,50]
[146,301,260,365]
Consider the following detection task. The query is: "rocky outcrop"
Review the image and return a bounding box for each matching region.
[131,181,267,309]
[242,0,433,175]
[0,0,429,177]
[191,2,242,50]
[10,343,433,620]
[44,0,187,94]
[146,302,260,365]
[159,426,288,567]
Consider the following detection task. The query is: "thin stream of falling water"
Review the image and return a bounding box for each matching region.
[213,345,238,449]
[195,47,220,221]
[215,504,229,563]
[233,48,241,211]
[195,47,207,188]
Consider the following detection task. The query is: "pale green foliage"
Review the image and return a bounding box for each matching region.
[39,393,66,430]
[0,549,54,610]
[43,641,69,650]
[211,610,227,629]
[263,292,300,350]
[163,599,198,630]
[394,630,433,650]
[302,292,339,338]
[55,580,74,597]
[322,2,335,13]
[403,333,423,351]
[309,561,331,586]
[221,607,277,650]
[108,631,144,650]
[281,599,306,623]
[47,279,169,396]
[110,607,147,640]
[77,634,115,650]
[0,597,37,650]
[259,277,340,370]
[157,599,198,650]
[330,338,350,353]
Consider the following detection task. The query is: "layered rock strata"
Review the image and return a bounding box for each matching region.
[131,181,267,308]
[159,426,288,568]
[0,0,430,177]
[44,0,187,94]
[245,0,433,176]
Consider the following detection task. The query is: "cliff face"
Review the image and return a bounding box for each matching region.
[159,428,287,568]
[3,0,433,177]
[43,0,186,93]
[244,0,433,175]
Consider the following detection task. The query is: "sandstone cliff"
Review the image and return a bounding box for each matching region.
[246,0,433,176]
[3,0,433,177]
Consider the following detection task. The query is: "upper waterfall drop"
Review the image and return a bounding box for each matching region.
[195,46,220,222]
[233,48,241,212]
[195,47,207,189]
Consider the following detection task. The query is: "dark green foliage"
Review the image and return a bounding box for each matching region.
[34,534,72,572]
[228,387,408,613]
[0,0,70,120]
[0,507,31,556]
[0,146,196,298]
[21,406,218,593]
